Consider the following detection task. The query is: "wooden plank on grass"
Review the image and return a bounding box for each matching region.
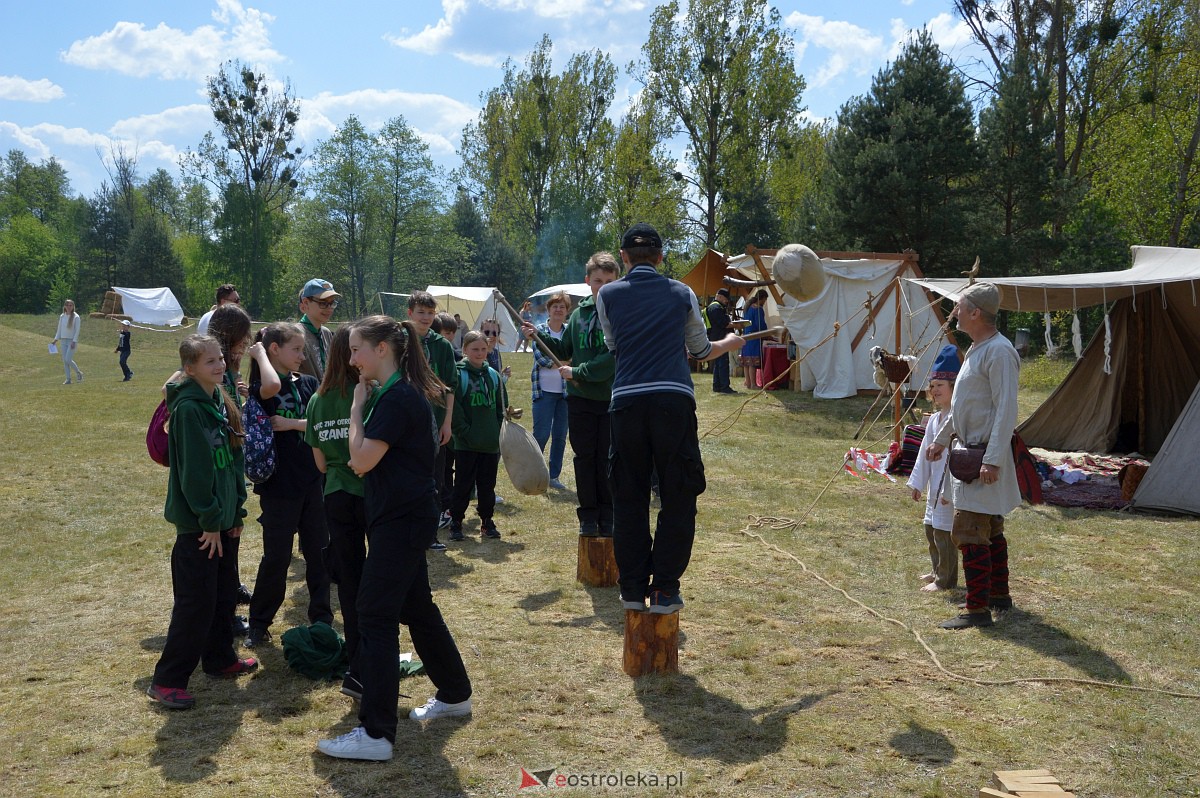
[980,788,1020,798]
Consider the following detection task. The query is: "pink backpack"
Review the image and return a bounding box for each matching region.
[147,400,170,466]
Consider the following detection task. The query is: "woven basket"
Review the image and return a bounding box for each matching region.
[881,356,911,385]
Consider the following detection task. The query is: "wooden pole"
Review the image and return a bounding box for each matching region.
[492,290,566,368]
[622,611,679,676]
[746,245,785,307]
[893,273,903,443]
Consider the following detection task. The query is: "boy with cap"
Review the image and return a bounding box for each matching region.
[115,319,133,381]
[596,224,746,613]
[926,282,1020,629]
[299,279,340,381]
[706,287,736,393]
[906,343,961,592]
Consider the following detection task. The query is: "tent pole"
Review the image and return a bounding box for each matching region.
[893,273,903,443]
[1137,293,1146,453]
[747,245,785,307]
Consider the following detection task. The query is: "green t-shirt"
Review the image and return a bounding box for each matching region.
[421,330,456,428]
[304,388,364,498]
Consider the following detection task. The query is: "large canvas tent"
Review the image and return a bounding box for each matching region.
[907,246,1200,455]
[425,286,519,352]
[113,286,185,326]
[718,251,946,399]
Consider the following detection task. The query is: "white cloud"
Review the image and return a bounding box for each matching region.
[0,76,65,102]
[0,121,53,158]
[60,0,281,82]
[923,13,976,53]
[109,104,212,141]
[298,88,480,158]
[787,13,886,88]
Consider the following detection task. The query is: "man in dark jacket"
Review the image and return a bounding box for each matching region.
[706,288,736,393]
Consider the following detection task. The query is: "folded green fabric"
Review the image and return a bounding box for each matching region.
[281,621,348,680]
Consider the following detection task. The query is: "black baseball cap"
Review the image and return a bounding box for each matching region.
[620,223,662,250]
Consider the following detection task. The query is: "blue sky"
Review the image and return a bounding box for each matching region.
[0,0,979,199]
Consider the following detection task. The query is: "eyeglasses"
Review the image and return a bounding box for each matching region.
[483,331,498,337]
[312,299,339,310]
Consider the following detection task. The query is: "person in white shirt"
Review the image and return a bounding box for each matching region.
[53,299,84,384]
[927,282,1020,629]
[196,284,240,335]
[907,344,961,592]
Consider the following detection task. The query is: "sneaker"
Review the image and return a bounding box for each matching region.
[63,380,72,385]
[481,519,500,539]
[621,593,647,612]
[340,673,363,701]
[940,611,994,629]
[598,524,613,538]
[236,584,253,605]
[448,522,464,542]
[244,627,271,648]
[231,614,249,636]
[494,495,505,504]
[438,510,452,530]
[429,539,447,551]
[76,373,83,382]
[205,657,259,678]
[579,521,600,537]
[549,478,567,490]
[648,590,684,614]
[317,726,393,761]
[409,696,472,721]
[147,684,196,709]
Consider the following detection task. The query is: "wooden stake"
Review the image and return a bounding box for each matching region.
[576,535,618,587]
[622,610,679,677]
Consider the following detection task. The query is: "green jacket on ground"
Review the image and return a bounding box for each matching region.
[535,295,615,402]
[164,379,248,534]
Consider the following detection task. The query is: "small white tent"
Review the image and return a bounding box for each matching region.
[723,252,945,399]
[426,286,520,352]
[529,283,590,300]
[113,286,185,326]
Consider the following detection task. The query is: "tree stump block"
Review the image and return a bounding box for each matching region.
[622,610,679,677]
[576,535,618,587]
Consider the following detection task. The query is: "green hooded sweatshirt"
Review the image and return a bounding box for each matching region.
[535,294,614,402]
[451,359,507,454]
[163,379,248,535]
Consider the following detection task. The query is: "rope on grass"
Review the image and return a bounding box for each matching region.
[739,515,1200,700]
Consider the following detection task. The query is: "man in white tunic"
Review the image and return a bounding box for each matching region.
[927,282,1020,629]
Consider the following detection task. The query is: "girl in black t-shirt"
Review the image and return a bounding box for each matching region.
[244,322,333,648]
[316,315,472,762]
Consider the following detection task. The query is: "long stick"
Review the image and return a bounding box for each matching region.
[492,290,566,368]
[741,325,785,343]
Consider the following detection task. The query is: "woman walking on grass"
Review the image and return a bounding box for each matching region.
[53,299,84,384]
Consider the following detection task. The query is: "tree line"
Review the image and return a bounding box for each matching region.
[1,0,1197,324]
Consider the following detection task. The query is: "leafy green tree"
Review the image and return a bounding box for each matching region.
[603,95,687,251]
[183,60,302,316]
[1,150,71,226]
[0,214,65,312]
[974,53,1060,276]
[306,115,379,315]
[450,190,529,299]
[828,29,979,275]
[631,0,805,251]
[119,215,187,302]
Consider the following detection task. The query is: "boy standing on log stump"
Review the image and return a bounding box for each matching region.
[595,224,745,614]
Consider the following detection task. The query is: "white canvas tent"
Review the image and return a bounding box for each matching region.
[113,286,185,326]
[907,245,1200,516]
[723,252,946,399]
[529,283,590,300]
[426,286,520,352]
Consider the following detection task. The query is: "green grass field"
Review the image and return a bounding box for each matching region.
[1,313,1197,798]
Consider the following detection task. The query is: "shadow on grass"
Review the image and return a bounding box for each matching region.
[982,607,1132,682]
[142,675,246,784]
[313,705,469,796]
[448,536,526,565]
[888,720,956,765]
[634,673,829,763]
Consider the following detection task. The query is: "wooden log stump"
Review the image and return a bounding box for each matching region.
[576,535,618,587]
[622,610,679,677]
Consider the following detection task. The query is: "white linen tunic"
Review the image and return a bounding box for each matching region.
[933,332,1021,516]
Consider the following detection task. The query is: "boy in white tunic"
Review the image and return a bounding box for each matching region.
[907,344,961,591]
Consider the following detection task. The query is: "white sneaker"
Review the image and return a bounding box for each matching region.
[316,726,393,761]
[409,696,472,721]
